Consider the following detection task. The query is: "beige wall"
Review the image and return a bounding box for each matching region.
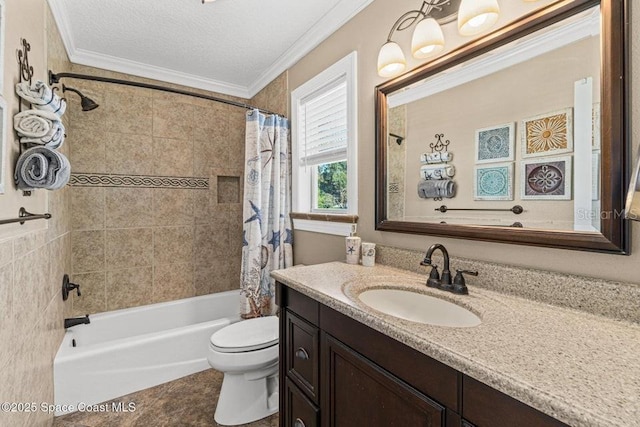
[288,0,640,285]
[0,2,72,426]
[402,36,600,229]
[67,67,286,315]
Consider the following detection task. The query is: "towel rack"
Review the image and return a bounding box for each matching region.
[435,205,524,215]
[0,208,52,226]
[16,38,36,197]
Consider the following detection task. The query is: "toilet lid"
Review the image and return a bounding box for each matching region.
[210,316,279,353]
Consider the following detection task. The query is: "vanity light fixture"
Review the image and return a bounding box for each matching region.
[377,0,501,78]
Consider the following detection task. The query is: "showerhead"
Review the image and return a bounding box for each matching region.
[62,84,100,111]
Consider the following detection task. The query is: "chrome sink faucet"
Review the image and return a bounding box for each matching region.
[420,243,477,295]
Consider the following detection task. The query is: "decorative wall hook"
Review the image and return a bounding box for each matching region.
[17,38,34,85]
[430,133,450,153]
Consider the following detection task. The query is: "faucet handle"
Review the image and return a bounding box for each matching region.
[452,270,478,295]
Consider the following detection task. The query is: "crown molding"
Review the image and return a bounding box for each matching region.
[47,0,77,57]
[247,0,374,98]
[69,48,251,98]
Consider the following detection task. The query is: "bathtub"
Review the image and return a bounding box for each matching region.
[54,291,240,415]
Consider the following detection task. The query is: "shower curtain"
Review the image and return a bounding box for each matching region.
[240,109,293,318]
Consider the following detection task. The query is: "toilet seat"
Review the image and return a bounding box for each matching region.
[210,316,278,353]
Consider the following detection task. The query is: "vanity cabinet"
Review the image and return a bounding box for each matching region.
[277,284,568,427]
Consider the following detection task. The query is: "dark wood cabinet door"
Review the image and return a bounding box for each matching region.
[285,377,319,427]
[462,376,568,427]
[286,310,320,403]
[322,334,446,427]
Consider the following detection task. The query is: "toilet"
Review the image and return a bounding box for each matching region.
[207,316,279,426]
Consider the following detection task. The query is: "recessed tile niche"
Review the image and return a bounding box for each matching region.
[217,176,240,204]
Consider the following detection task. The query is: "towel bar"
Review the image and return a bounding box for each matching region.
[435,205,524,215]
[0,207,52,226]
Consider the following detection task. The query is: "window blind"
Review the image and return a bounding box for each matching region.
[299,80,348,166]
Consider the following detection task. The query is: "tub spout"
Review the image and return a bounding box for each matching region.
[64,315,90,329]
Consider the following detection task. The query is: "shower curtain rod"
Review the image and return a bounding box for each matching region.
[48,71,279,116]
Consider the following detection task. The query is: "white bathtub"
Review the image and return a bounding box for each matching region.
[54,291,240,415]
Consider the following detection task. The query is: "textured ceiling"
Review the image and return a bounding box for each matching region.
[49,0,373,97]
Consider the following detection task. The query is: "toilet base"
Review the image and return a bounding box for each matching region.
[214,369,279,426]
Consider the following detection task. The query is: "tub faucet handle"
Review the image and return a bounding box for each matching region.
[62,274,81,301]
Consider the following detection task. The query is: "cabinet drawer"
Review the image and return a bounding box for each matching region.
[286,310,320,403]
[278,285,319,326]
[285,377,319,427]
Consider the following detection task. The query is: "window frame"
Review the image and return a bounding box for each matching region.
[291,51,358,235]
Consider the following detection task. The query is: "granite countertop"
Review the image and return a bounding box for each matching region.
[271,262,640,427]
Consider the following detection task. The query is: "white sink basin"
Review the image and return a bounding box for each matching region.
[358,289,481,327]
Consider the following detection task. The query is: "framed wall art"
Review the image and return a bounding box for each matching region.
[521,155,573,200]
[475,122,515,164]
[474,163,514,201]
[521,108,573,158]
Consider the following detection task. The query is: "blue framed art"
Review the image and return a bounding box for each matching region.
[474,163,514,201]
[475,122,515,164]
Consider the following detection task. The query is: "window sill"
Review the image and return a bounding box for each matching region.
[290,212,359,236]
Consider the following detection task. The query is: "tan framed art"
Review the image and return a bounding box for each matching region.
[521,108,573,158]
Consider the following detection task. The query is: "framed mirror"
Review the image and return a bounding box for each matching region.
[375,0,628,254]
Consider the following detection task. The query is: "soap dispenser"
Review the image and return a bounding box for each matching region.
[345,224,361,265]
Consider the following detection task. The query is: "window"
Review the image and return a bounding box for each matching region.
[291,52,357,235]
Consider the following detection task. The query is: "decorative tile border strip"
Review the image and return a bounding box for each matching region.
[69,173,209,190]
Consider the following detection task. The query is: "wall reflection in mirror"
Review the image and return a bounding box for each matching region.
[385,6,601,232]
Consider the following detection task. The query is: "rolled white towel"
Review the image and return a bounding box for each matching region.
[420,151,453,164]
[13,109,65,149]
[16,80,67,116]
[420,165,455,180]
[14,146,71,190]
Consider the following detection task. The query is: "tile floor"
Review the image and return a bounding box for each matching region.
[52,369,279,427]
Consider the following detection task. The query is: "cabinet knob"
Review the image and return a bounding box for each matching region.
[295,347,309,360]
[294,418,306,427]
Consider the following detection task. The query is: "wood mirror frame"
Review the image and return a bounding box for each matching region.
[375,0,629,254]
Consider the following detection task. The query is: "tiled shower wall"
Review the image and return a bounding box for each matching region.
[387,105,407,220]
[68,69,288,315]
